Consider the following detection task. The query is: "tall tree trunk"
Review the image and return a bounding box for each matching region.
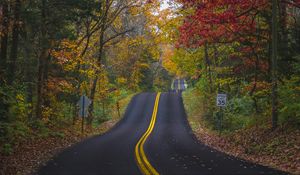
[0,1,9,81]
[213,44,218,67]
[271,0,279,129]
[280,2,287,52]
[23,27,33,120]
[88,13,106,124]
[204,42,213,93]
[7,0,21,85]
[73,21,91,121]
[42,55,51,108]
[0,1,10,122]
[279,2,290,76]
[36,0,48,119]
[88,75,99,124]
[88,40,105,124]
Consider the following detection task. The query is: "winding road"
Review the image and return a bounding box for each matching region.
[38,80,285,175]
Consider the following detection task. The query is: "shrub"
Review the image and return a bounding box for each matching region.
[2,143,13,155]
[279,76,300,127]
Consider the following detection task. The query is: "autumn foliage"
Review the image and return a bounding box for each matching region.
[165,0,300,131]
[177,0,268,47]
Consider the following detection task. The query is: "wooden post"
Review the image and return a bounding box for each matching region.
[117,101,121,118]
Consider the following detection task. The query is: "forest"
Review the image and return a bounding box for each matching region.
[0,0,300,174]
[162,0,300,173]
[0,0,171,153]
[164,0,300,131]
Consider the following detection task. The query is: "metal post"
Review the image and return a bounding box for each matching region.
[219,107,223,136]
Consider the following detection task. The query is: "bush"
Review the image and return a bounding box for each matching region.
[184,79,256,132]
[2,143,13,155]
[279,76,300,127]
[226,96,254,116]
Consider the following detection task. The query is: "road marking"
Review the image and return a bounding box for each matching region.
[171,80,175,90]
[135,93,161,175]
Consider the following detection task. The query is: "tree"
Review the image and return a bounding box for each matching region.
[7,0,21,85]
[271,0,278,129]
[173,0,300,129]
[0,1,9,82]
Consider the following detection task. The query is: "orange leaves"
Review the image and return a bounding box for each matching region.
[161,44,176,74]
[47,77,75,94]
[50,39,80,65]
[243,81,271,94]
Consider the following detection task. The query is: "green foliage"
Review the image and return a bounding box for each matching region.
[32,120,50,138]
[217,96,254,131]
[182,88,202,117]
[47,100,74,126]
[278,76,300,127]
[50,131,65,138]
[226,96,254,116]
[93,89,136,125]
[0,121,31,154]
[219,112,251,132]
[0,85,30,122]
[184,79,264,132]
[0,85,32,149]
[2,143,13,155]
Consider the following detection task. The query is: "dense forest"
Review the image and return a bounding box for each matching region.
[161,1,300,173]
[163,0,300,130]
[0,0,171,154]
[1,0,300,174]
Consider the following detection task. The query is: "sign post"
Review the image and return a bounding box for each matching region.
[216,93,227,135]
[78,95,91,134]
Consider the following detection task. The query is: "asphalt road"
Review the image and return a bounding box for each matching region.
[172,79,185,92]
[38,91,286,175]
[173,79,179,90]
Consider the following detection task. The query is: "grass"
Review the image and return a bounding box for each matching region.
[110,93,137,120]
[182,87,211,132]
[182,87,300,174]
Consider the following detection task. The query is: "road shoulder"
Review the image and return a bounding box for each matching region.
[182,89,300,175]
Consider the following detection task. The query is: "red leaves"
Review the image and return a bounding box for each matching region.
[177,0,268,48]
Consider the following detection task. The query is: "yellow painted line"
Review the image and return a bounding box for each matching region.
[135,93,161,175]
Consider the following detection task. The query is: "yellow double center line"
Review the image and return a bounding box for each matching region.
[135,93,161,175]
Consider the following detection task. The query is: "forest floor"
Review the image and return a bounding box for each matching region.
[0,119,119,175]
[189,115,300,174]
[0,93,136,175]
[183,92,300,174]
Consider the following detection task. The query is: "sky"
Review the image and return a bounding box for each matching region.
[160,0,170,10]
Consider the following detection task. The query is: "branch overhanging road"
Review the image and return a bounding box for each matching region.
[38,79,286,175]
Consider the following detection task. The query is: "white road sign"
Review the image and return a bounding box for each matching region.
[78,95,91,117]
[216,94,227,107]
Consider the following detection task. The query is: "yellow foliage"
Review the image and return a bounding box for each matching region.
[117,77,127,85]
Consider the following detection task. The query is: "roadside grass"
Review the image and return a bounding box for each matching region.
[0,93,136,175]
[111,93,137,120]
[182,88,205,131]
[182,88,300,174]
